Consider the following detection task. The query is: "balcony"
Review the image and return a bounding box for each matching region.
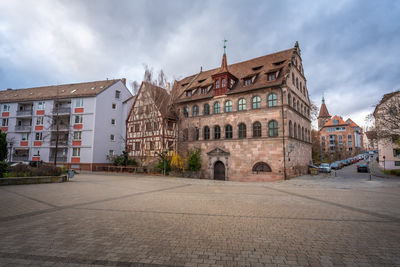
[12,155,30,162]
[16,110,33,117]
[14,125,32,132]
[51,125,70,131]
[50,140,69,146]
[52,107,71,115]
[49,156,68,163]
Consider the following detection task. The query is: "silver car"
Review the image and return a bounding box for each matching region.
[318,163,331,173]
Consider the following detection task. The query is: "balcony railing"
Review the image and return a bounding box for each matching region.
[12,155,29,161]
[52,107,71,114]
[14,125,32,132]
[49,156,68,162]
[50,140,69,146]
[16,110,33,116]
[51,125,70,131]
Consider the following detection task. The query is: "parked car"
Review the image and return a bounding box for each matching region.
[319,163,331,173]
[369,151,375,155]
[357,164,369,173]
[330,162,339,170]
[342,159,349,166]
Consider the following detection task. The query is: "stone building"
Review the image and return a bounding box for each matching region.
[317,99,364,160]
[173,42,312,181]
[126,82,177,165]
[373,90,400,169]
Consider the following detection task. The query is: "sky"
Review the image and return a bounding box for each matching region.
[0,0,399,128]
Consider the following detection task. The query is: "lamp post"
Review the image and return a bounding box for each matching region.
[8,141,13,162]
[383,155,386,173]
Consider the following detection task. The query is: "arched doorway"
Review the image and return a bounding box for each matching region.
[214,161,225,180]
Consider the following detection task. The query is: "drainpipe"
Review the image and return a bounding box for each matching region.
[280,86,287,180]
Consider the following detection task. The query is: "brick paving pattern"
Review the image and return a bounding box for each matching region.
[0,163,399,266]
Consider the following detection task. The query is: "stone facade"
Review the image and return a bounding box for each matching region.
[174,43,312,181]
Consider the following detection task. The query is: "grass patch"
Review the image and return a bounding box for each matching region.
[383,169,400,176]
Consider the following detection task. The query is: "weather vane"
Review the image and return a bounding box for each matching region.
[223,39,227,54]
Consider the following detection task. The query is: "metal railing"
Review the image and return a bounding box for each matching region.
[14,125,32,132]
[12,156,29,161]
[49,156,68,162]
[50,140,68,146]
[52,107,71,114]
[16,110,33,116]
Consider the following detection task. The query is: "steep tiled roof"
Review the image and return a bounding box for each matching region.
[318,103,330,118]
[322,115,348,127]
[0,79,123,103]
[174,47,296,102]
[137,82,176,119]
[345,118,360,128]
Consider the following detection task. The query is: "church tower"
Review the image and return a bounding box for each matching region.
[318,96,331,129]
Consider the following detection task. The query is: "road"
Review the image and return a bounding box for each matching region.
[0,167,399,266]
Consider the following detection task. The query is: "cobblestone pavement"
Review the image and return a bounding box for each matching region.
[0,164,399,266]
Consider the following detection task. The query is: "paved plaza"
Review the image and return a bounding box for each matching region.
[0,163,400,266]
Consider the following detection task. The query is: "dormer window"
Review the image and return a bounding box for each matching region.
[221,78,226,88]
[215,80,220,89]
[186,90,192,97]
[201,87,207,94]
[267,72,276,81]
[252,65,263,71]
[333,119,338,125]
[244,79,251,86]
[230,79,235,88]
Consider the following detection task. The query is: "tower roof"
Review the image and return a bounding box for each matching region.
[318,97,330,118]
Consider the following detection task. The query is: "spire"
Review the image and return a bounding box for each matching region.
[322,96,325,104]
[318,96,330,118]
[220,39,228,72]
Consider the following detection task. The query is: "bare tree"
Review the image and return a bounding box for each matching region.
[310,100,319,122]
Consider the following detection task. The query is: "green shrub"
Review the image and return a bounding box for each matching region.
[8,164,61,177]
[127,158,138,166]
[0,161,8,178]
[113,155,126,166]
[187,148,201,172]
[155,157,171,173]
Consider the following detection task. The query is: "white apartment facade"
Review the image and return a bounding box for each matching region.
[0,79,133,170]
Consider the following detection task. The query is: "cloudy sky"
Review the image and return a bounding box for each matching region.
[0,0,399,128]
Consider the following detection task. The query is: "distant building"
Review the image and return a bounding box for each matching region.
[173,42,312,181]
[0,79,133,170]
[317,98,364,160]
[364,130,377,151]
[126,82,177,164]
[373,91,400,170]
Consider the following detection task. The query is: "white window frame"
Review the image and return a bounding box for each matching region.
[109,150,114,156]
[21,133,29,141]
[35,132,43,141]
[75,98,83,108]
[72,147,80,157]
[37,101,46,110]
[36,116,44,125]
[3,104,10,112]
[73,131,82,140]
[74,115,83,124]
[1,118,8,126]
[115,90,121,99]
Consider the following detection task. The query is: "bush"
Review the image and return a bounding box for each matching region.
[187,148,201,172]
[170,152,185,172]
[384,169,400,176]
[127,158,138,166]
[8,164,61,177]
[112,155,126,166]
[155,157,171,174]
[0,161,8,178]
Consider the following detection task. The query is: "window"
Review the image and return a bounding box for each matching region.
[134,124,140,132]
[183,107,189,117]
[109,150,114,156]
[21,133,28,141]
[294,123,297,138]
[37,101,45,110]
[393,149,400,158]
[203,104,210,115]
[201,87,207,94]
[221,79,226,88]
[111,119,116,125]
[135,142,140,151]
[244,79,251,86]
[36,117,44,125]
[292,73,295,85]
[252,96,261,109]
[215,80,220,89]
[348,141,353,146]
[74,115,83,124]
[35,132,43,141]
[253,122,262,137]
[238,123,246,138]
[153,122,158,130]
[203,126,210,140]
[296,78,299,89]
[288,94,291,106]
[75,98,83,108]
[214,125,221,139]
[289,121,293,137]
[348,135,352,140]
[72,147,80,157]
[186,90,191,97]
[146,122,152,131]
[267,72,276,81]
[2,104,10,112]
[115,90,121,99]
[225,125,232,139]
[230,79,235,88]
[192,105,199,116]
[1,118,8,127]
[238,98,246,111]
[110,134,115,141]
[167,141,173,151]
[268,120,278,137]
[214,102,220,114]
[73,131,82,140]
[395,161,400,166]
[225,100,232,112]
[252,162,271,173]
[112,103,116,109]
[195,127,199,141]
[268,93,277,107]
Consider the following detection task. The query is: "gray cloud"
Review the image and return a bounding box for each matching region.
[0,0,399,127]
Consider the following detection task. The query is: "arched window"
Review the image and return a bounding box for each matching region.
[238,98,246,111]
[203,126,210,140]
[183,128,188,141]
[292,73,295,85]
[302,127,304,140]
[300,82,302,93]
[221,78,226,88]
[253,121,262,137]
[195,127,199,141]
[225,125,232,139]
[225,100,232,112]
[215,79,220,89]
[268,93,277,107]
[296,77,299,89]
[214,125,221,139]
[183,106,189,118]
[203,103,210,115]
[294,123,297,138]
[297,100,300,111]
[214,102,220,114]
[300,104,303,114]
[288,93,291,106]
[298,124,301,139]
[252,96,261,109]
[293,98,296,109]
[252,162,271,173]
[238,123,246,138]
[192,105,199,116]
[289,121,293,137]
[268,120,278,137]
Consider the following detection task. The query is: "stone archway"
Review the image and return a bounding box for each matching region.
[214,161,225,180]
[207,147,230,180]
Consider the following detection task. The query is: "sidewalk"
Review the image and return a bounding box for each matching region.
[370,160,399,179]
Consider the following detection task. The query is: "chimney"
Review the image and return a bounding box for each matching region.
[121,78,126,85]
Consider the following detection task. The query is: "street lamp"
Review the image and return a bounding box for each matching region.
[8,141,13,162]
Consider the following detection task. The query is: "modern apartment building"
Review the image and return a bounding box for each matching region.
[0,79,133,170]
